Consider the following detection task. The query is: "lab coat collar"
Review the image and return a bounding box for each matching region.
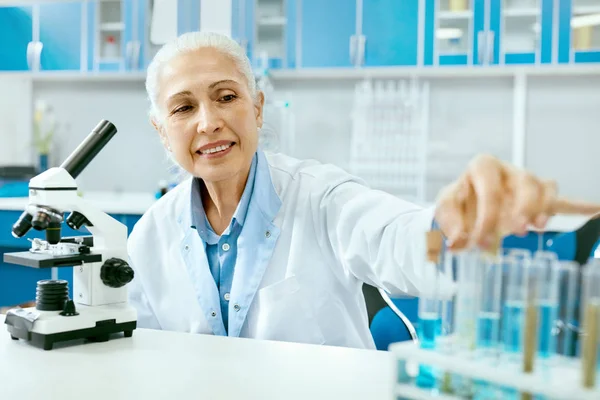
[176,150,282,337]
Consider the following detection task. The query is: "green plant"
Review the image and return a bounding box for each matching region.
[32,101,56,155]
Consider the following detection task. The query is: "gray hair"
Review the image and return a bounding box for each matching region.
[145,31,257,124]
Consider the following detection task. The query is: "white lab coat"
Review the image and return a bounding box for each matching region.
[127,151,435,349]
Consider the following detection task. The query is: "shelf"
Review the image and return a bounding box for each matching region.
[98,57,123,63]
[100,22,125,31]
[258,16,287,26]
[503,8,540,17]
[573,5,600,14]
[438,10,473,20]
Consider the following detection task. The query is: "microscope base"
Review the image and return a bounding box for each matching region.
[5,304,137,351]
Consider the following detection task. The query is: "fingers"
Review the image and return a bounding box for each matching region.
[551,197,600,216]
[510,172,543,235]
[468,155,504,248]
[531,180,557,229]
[435,179,473,250]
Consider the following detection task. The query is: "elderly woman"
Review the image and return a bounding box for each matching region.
[128,31,572,348]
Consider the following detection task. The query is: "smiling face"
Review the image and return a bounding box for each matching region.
[154,47,264,183]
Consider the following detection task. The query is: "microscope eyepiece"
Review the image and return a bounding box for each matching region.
[60,120,117,179]
[12,211,33,238]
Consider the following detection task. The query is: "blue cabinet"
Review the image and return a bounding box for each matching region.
[300,0,356,68]
[363,0,420,66]
[559,0,600,64]
[0,2,84,72]
[424,0,501,66]
[496,0,555,65]
[39,1,83,71]
[0,6,33,71]
[87,0,146,72]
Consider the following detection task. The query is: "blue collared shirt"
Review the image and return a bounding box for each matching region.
[190,153,258,334]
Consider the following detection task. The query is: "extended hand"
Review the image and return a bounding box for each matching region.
[434,154,600,251]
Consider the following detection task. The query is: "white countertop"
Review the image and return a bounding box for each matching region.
[0,315,394,400]
[0,191,156,215]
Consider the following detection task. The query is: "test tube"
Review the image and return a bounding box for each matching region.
[558,261,580,357]
[580,259,600,389]
[477,254,503,356]
[532,251,561,359]
[416,231,443,390]
[418,231,444,350]
[502,253,530,359]
[454,250,482,353]
[439,250,457,354]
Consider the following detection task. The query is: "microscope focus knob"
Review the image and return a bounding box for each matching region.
[100,258,134,288]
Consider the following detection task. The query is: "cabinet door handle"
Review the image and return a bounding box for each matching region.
[132,41,141,70]
[477,30,495,65]
[125,41,133,70]
[35,41,43,71]
[28,41,43,71]
[357,34,366,66]
[350,35,357,65]
[26,41,34,70]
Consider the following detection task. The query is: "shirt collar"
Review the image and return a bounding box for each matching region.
[190,153,258,242]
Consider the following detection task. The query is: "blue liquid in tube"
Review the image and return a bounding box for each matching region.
[477,312,500,349]
[418,313,441,349]
[503,302,524,353]
[538,302,558,358]
[416,313,441,389]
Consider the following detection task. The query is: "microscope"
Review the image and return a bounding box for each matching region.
[3,120,137,350]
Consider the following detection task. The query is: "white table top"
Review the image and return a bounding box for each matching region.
[0,315,394,400]
[0,191,156,215]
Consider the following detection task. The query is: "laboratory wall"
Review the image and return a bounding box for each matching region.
[31,81,169,193]
[2,75,597,203]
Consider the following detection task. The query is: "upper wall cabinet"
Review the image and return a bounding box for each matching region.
[362,0,420,66]
[425,0,559,66]
[242,0,296,69]
[559,0,600,63]
[497,0,554,65]
[87,0,147,72]
[297,0,420,68]
[299,0,355,68]
[0,2,83,71]
[39,1,83,70]
[424,0,482,66]
[0,5,33,71]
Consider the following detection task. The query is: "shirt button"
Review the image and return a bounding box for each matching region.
[210,311,217,317]
[184,245,190,251]
[224,293,230,301]
[233,304,241,312]
[222,243,230,252]
[265,230,271,238]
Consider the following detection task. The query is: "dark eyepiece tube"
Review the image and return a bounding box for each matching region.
[60,120,117,179]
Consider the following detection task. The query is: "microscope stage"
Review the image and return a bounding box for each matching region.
[3,251,102,268]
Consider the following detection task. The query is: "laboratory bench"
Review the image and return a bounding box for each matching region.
[0,191,156,308]
[0,314,394,400]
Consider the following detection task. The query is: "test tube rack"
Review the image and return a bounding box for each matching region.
[349,78,430,204]
[389,341,599,400]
